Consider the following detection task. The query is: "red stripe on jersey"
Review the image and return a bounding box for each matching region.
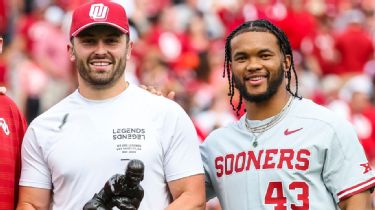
[337,177,375,201]
[0,95,27,210]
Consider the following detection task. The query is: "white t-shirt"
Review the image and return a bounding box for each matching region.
[20,84,203,210]
[201,97,375,210]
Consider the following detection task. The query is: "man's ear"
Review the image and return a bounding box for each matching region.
[0,38,3,54]
[126,41,133,60]
[67,43,76,61]
[284,54,292,71]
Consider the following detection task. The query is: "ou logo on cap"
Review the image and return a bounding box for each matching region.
[0,118,9,136]
[89,3,109,21]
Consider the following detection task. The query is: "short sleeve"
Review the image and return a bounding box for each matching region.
[161,102,204,182]
[200,142,217,201]
[19,126,52,189]
[322,120,375,202]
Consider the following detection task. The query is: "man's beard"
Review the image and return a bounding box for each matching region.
[234,65,285,103]
[76,56,126,89]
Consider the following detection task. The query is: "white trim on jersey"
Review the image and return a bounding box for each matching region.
[337,177,375,201]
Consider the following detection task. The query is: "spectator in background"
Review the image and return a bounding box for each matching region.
[317,74,344,105]
[280,0,318,52]
[215,0,244,36]
[328,75,375,164]
[312,14,337,75]
[0,0,8,35]
[28,4,73,111]
[5,1,74,125]
[334,9,374,80]
[145,7,184,68]
[193,87,237,139]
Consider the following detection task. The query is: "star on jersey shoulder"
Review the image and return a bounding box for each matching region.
[360,162,372,174]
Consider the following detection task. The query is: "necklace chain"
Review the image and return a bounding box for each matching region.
[244,96,294,147]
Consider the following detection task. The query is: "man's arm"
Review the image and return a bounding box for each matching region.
[17,186,51,210]
[338,190,373,210]
[165,174,205,210]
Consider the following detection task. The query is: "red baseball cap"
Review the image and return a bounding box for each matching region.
[69,0,129,38]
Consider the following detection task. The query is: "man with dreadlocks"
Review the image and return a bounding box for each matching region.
[200,19,375,210]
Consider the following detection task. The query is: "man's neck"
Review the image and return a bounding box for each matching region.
[245,90,291,120]
[78,79,129,100]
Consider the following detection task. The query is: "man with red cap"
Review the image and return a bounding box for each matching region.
[16,1,205,210]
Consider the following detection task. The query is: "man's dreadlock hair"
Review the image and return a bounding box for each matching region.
[223,19,301,115]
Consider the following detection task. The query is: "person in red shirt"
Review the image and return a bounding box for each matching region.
[332,75,375,163]
[334,9,374,78]
[0,37,28,210]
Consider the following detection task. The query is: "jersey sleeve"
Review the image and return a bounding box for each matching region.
[19,126,52,189]
[322,120,375,203]
[161,102,204,182]
[200,142,217,201]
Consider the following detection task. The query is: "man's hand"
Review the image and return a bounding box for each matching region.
[0,86,6,94]
[140,85,175,100]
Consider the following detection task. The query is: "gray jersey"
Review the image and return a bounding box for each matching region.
[201,98,375,210]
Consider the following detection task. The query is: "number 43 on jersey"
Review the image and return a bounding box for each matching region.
[265,181,309,210]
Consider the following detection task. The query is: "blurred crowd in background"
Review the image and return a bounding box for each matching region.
[0,0,375,208]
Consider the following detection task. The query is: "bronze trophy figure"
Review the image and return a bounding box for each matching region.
[83,159,145,210]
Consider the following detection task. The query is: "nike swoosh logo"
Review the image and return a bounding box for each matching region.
[284,128,303,136]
